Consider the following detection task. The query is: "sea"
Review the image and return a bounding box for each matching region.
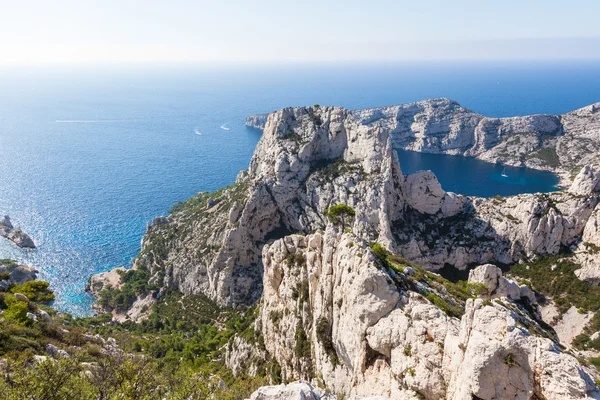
[0,61,598,315]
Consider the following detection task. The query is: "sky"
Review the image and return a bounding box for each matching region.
[1,0,599,65]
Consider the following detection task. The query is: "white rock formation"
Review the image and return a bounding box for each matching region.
[250,99,600,185]
[238,233,599,399]
[246,381,332,400]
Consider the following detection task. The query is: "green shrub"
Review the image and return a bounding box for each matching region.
[294,323,311,359]
[10,280,55,303]
[3,296,32,326]
[316,317,337,365]
[504,353,516,367]
[325,204,356,229]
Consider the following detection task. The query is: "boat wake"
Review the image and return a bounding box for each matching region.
[220,124,230,131]
[194,128,202,135]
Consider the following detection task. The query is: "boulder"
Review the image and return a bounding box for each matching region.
[247,381,329,400]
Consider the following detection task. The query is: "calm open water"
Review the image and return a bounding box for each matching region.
[0,61,598,315]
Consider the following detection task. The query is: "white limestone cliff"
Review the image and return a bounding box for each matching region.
[236,232,599,399]
[248,99,600,186]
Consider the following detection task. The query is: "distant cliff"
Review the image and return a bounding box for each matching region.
[247,99,600,186]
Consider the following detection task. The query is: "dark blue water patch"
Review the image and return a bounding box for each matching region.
[396,149,560,197]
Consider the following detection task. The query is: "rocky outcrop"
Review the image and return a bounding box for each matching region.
[0,215,35,248]
[245,381,333,400]
[246,114,269,130]
[85,266,157,322]
[242,234,599,399]
[252,99,600,185]
[0,259,38,291]
[123,105,405,308]
[81,100,600,397]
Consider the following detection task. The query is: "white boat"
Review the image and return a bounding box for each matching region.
[501,167,508,178]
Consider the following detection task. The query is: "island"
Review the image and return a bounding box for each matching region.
[0,215,35,249]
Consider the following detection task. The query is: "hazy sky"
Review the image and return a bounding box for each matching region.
[2,0,600,65]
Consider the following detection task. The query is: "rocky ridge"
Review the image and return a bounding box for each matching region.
[247,98,600,186]
[246,114,269,130]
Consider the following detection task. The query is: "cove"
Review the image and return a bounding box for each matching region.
[396,149,560,197]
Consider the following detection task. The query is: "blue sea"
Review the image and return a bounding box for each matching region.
[0,61,598,315]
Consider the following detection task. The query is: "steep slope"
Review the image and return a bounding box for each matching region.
[232,232,599,399]
[128,105,406,307]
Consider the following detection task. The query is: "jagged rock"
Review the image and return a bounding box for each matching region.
[403,171,446,214]
[468,264,521,300]
[126,105,405,308]
[248,231,599,399]
[108,102,600,317]
[0,215,35,248]
[13,293,29,302]
[45,344,70,358]
[253,99,600,186]
[447,299,598,399]
[225,335,267,377]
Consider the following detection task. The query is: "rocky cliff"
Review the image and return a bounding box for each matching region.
[124,103,600,310]
[247,99,600,185]
[234,234,599,399]
[246,113,269,130]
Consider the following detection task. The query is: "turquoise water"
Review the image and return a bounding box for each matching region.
[0,62,598,315]
[396,150,560,197]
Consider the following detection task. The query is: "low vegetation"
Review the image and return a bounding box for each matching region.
[509,255,600,351]
[370,244,487,319]
[0,258,269,399]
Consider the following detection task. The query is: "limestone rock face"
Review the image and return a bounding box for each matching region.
[0,215,35,248]
[245,236,599,400]
[393,168,600,271]
[253,99,600,186]
[447,299,598,400]
[123,105,405,308]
